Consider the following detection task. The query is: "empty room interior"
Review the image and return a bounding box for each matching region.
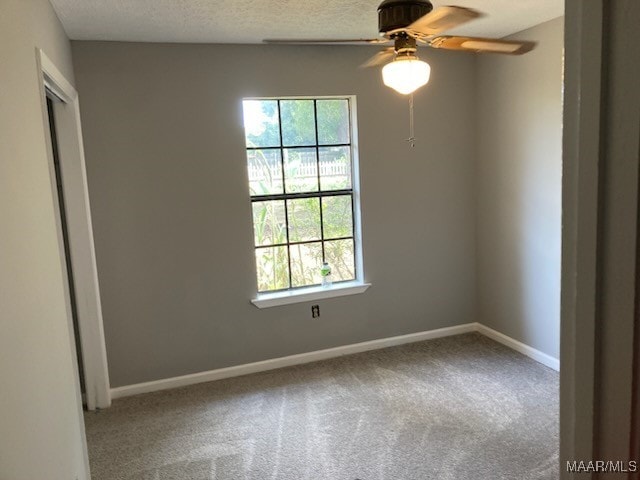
[11,0,634,479]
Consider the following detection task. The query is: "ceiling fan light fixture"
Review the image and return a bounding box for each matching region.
[382,56,431,95]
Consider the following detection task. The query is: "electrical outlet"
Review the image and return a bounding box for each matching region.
[311,305,320,318]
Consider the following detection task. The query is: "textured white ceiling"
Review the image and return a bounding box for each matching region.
[50,0,563,44]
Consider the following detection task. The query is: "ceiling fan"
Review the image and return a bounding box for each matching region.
[264,0,536,95]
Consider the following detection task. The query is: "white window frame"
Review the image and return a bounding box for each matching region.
[245,95,369,308]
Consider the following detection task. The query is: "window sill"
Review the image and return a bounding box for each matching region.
[251,281,371,309]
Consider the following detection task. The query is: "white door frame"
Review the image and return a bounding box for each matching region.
[37,48,111,411]
[561,0,640,476]
[560,1,603,472]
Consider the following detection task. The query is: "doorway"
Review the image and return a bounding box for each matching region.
[46,92,86,397]
[39,49,111,411]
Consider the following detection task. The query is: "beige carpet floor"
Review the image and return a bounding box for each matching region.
[84,333,559,480]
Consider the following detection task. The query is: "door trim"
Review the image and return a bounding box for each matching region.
[37,48,111,410]
[560,1,604,476]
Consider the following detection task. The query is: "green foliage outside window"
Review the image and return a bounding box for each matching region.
[243,98,357,292]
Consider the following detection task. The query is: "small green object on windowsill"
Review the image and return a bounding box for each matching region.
[320,262,332,288]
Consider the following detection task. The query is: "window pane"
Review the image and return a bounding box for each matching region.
[255,246,290,291]
[287,197,321,242]
[290,242,323,288]
[283,148,318,193]
[322,195,353,239]
[317,99,350,145]
[243,100,281,148]
[247,149,283,195]
[252,200,286,246]
[243,97,357,293]
[319,147,352,191]
[324,239,355,282]
[280,100,316,146]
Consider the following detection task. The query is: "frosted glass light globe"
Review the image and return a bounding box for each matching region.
[382,57,431,95]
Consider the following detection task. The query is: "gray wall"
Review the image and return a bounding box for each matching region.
[72,42,478,387]
[0,0,89,478]
[476,17,563,359]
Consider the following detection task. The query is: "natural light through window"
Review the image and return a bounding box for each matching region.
[242,97,362,295]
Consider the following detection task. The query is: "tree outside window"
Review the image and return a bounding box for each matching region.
[242,98,358,292]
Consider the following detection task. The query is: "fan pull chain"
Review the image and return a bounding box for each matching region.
[407,93,416,148]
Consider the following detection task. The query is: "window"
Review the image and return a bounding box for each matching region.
[242,97,361,294]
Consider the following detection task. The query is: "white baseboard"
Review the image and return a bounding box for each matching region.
[111,322,559,399]
[110,323,476,399]
[475,323,560,371]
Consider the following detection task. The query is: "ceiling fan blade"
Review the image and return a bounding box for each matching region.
[263,38,389,45]
[429,36,536,55]
[360,48,396,68]
[406,6,482,37]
